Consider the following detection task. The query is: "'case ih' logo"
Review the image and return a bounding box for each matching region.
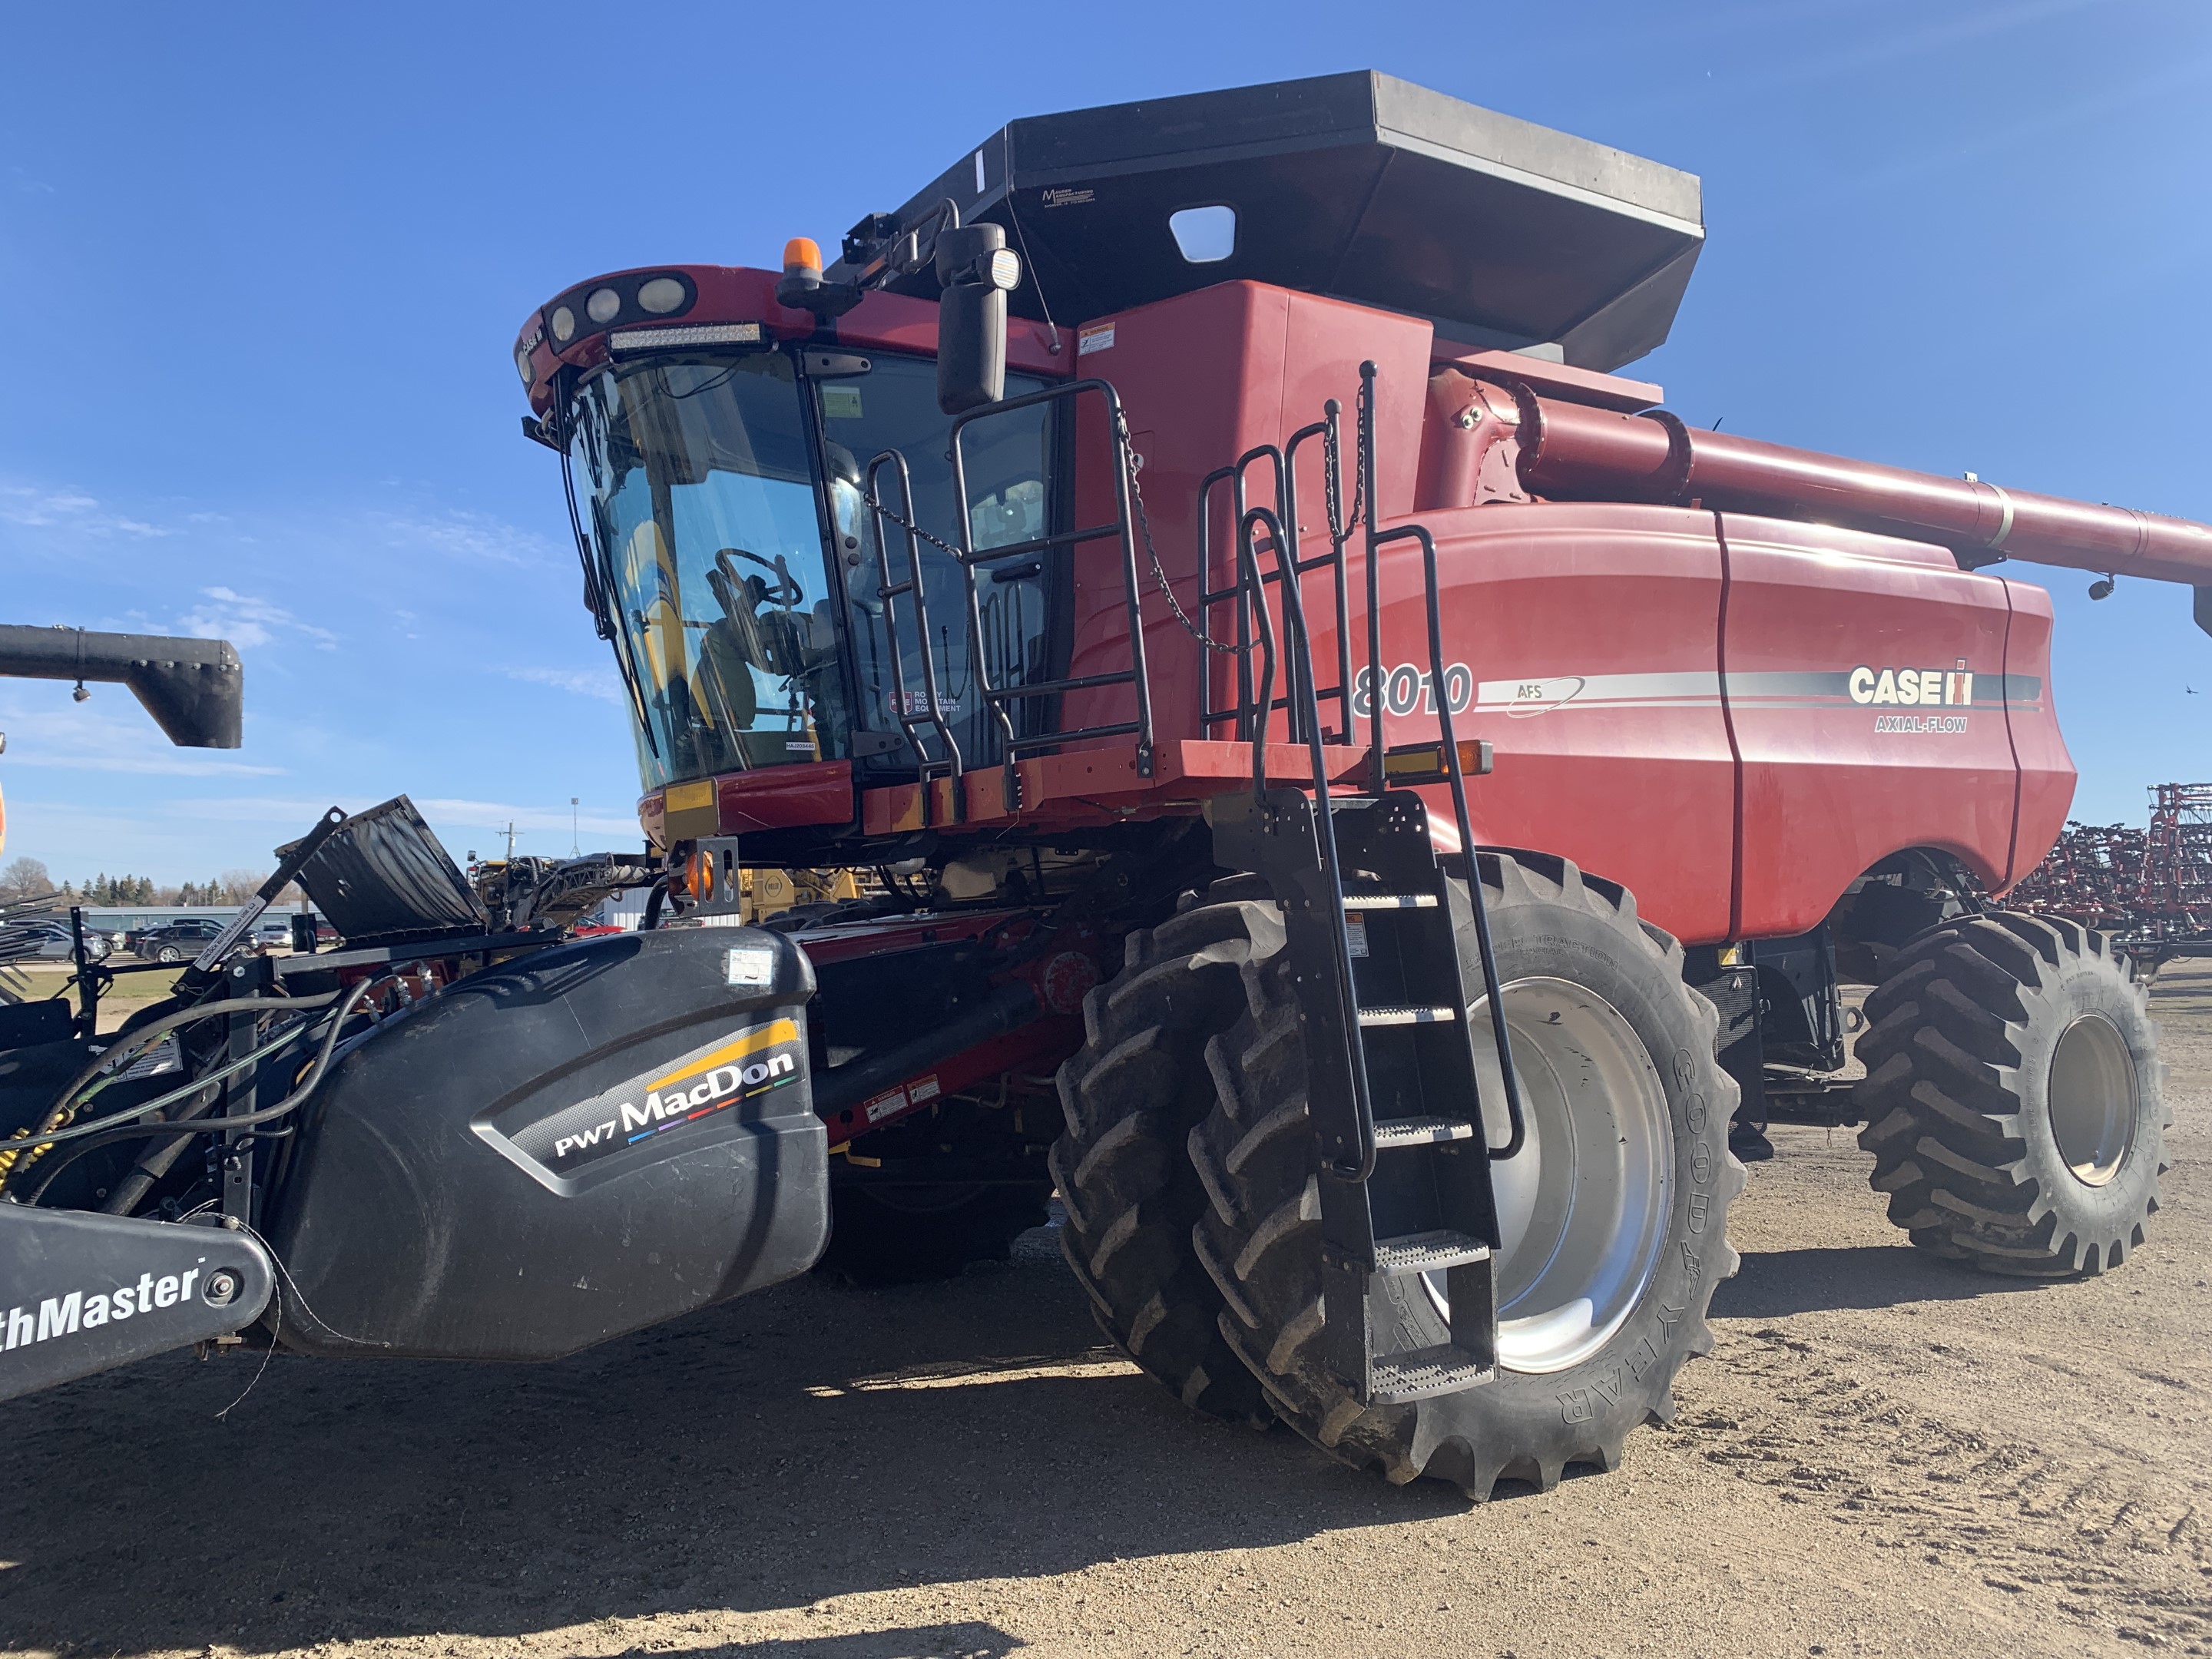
[1847,665,1975,707]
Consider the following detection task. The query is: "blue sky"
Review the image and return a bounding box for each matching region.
[2,0,2206,883]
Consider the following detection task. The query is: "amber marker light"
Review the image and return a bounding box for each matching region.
[783,237,823,280]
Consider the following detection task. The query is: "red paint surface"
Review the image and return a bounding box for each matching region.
[1516,391,2212,586]
[531,267,2154,946]
[520,265,1067,414]
[1999,580,2075,891]
[714,762,853,836]
[1718,515,2022,936]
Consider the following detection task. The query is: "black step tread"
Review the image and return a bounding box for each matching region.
[1373,1116,1479,1148]
[1369,1342,1495,1403]
[1369,1228,1492,1274]
[1356,1005,1459,1026]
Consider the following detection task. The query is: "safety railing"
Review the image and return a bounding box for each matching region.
[864,448,966,823]
[1194,407,1357,752]
[945,379,1154,812]
[1231,361,1527,1171]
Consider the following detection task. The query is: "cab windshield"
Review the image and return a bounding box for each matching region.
[568,352,845,789]
[565,346,1060,793]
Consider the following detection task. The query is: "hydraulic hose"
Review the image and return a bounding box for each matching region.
[0,979,366,1164]
[43,989,341,1123]
[9,977,379,1209]
[91,1085,230,1214]
[0,1022,310,1161]
[18,976,382,1211]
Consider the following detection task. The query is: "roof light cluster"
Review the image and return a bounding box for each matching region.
[520,271,700,385]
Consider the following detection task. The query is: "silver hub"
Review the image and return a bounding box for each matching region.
[1422,977,1674,1375]
[2048,1013,2137,1187]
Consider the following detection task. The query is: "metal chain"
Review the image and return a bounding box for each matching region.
[1121,412,1250,656]
[859,485,968,562]
[1326,422,1363,558]
[860,413,1353,668]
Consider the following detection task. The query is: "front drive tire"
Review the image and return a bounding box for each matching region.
[1856,911,2168,1276]
[1190,850,1745,1498]
[1049,894,1280,1427]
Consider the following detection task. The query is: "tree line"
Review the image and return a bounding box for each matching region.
[0,858,296,908]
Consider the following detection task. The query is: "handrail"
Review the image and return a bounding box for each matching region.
[1240,501,1379,1180]
[947,378,1153,811]
[1196,410,1357,750]
[864,447,965,822]
[1356,360,1526,1163]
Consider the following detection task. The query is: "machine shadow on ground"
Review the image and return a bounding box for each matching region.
[1711,1242,2049,1318]
[0,1235,1461,1657]
[617,1628,1021,1658]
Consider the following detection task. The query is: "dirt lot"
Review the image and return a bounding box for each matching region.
[2,967,2207,1659]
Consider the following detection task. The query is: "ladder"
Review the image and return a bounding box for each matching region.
[1206,363,1525,1406]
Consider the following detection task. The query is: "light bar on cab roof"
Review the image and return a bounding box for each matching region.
[608,322,763,353]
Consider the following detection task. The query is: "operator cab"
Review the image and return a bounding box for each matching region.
[544,308,1065,797]
[517,70,1711,849]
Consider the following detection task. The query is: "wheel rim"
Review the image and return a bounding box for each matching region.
[1421,976,1674,1376]
[2048,1013,2136,1187]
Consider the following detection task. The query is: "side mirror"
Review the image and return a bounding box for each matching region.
[934,224,1020,416]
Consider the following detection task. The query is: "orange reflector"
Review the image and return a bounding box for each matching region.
[783,236,823,274]
[1375,737,1493,787]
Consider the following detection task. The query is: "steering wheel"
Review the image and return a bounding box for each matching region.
[714,548,803,607]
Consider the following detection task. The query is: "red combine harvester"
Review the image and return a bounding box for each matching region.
[2,74,2203,1502]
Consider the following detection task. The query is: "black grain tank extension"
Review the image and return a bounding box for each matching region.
[833,70,1704,370]
[263,926,825,1360]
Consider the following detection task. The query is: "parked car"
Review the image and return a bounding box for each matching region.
[132,916,232,963]
[12,920,111,962]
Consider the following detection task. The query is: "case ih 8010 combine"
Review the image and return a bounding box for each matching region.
[4,74,2206,1499]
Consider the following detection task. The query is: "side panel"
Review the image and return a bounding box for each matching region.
[266,929,826,1361]
[1345,502,1736,943]
[1059,282,1432,746]
[1066,283,1283,747]
[1720,515,2025,939]
[2000,579,2075,888]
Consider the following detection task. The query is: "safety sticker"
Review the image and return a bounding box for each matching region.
[727,946,777,987]
[1078,324,1115,356]
[863,1072,941,1125]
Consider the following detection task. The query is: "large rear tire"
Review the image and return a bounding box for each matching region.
[1855,911,2168,1276]
[1050,895,1280,1427]
[1191,851,1744,1496]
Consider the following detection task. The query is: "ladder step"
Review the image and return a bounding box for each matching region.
[1340,893,1438,910]
[1369,1229,1492,1275]
[1369,1342,1495,1404]
[1373,1115,1479,1149]
[1357,1005,1459,1027]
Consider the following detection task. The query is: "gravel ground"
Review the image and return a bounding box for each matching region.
[2,965,2206,1659]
